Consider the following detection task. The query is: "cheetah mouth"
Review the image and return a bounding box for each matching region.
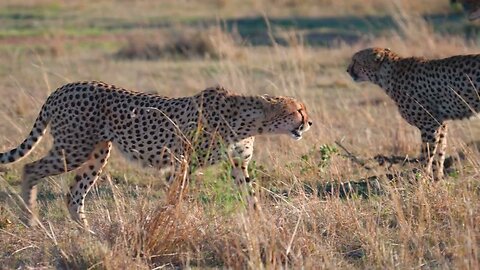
[348,71,361,82]
[347,65,364,82]
[290,129,303,140]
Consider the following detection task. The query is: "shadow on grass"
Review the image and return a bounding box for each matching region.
[278,148,465,200]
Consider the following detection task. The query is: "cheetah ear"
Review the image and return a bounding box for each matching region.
[374,48,391,62]
[374,52,384,62]
[260,94,275,105]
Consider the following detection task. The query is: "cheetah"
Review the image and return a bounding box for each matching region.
[0,81,312,227]
[347,47,480,180]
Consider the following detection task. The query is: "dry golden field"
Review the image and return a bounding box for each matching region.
[0,0,479,269]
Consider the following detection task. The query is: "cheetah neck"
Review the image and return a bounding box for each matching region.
[377,57,422,97]
[235,108,267,139]
[220,95,268,141]
[373,59,396,90]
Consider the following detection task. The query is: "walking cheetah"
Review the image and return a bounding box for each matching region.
[0,81,312,226]
[347,48,480,179]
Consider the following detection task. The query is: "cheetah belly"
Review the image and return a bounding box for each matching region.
[109,108,185,169]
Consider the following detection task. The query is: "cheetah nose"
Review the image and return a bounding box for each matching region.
[308,120,313,126]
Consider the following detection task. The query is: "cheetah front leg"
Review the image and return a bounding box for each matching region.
[434,124,448,179]
[229,137,259,209]
[21,146,92,226]
[420,123,446,180]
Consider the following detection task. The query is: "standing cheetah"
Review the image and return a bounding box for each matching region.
[347,48,480,180]
[0,81,312,227]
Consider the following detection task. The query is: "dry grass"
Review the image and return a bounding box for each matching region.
[115,27,242,60]
[0,0,479,269]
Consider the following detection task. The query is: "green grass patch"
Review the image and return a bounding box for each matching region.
[193,165,243,215]
[0,27,106,38]
[0,2,63,20]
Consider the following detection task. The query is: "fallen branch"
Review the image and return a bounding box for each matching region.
[334,140,372,170]
[373,154,422,167]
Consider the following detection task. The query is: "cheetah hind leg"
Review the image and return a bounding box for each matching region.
[67,142,111,228]
[21,147,89,226]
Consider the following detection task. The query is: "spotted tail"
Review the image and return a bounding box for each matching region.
[0,102,50,164]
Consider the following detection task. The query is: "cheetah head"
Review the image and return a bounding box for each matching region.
[260,96,312,140]
[347,47,396,83]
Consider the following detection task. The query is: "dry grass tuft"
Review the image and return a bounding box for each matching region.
[115,27,242,60]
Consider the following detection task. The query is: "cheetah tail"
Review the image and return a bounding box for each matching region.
[0,103,50,164]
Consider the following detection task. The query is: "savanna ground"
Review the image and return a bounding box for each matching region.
[0,0,479,269]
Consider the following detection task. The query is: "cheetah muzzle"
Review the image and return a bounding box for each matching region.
[290,119,312,140]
